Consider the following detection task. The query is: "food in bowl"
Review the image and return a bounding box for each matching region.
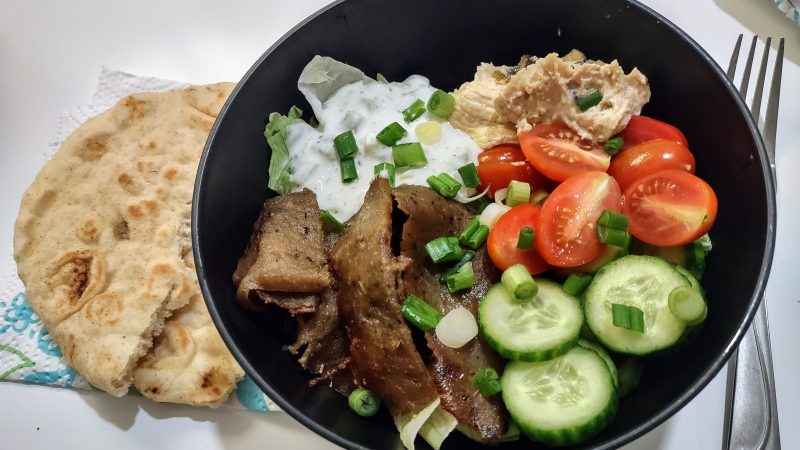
[232,52,718,448]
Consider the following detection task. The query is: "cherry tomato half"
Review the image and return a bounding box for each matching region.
[518,123,610,182]
[624,169,718,246]
[618,116,688,151]
[487,203,551,274]
[477,145,553,195]
[537,171,623,267]
[609,139,696,191]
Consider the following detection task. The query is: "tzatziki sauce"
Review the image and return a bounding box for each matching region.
[284,75,482,221]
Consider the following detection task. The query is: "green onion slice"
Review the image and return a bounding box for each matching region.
[576,90,603,111]
[516,227,535,250]
[473,368,502,397]
[320,210,346,233]
[427,173,462,199]
[373,162,396,187]
[425,236,463,264]
[348,388,381,417]
[501,264,538,303]
[611,303,645,333]
[402,99,426,123]
[458,163,481,188]
[439,250,476,283]
[427,90,456,118]
[464,225,489,250]
[562,273,592,296]
[334,130,358,159]
[392,142,428,168]
[376,122,407,147]
[401,294,442,331]
[458,218,481,246]
[466,196,492,215]
[685,240,708,281]
[339,157,358,183]
[597,226,630,248]
[604,136,624,155]
[446,262,474,293]
[597,210,629,231]
[505,180,531,206]
[668,286,707,326]
[530,189,549,205]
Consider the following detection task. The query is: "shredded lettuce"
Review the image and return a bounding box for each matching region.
[394,399,441,450]
[418,405,458,450]
[265,106,304,195]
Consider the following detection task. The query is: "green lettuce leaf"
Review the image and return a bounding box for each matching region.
[265,106,304,195]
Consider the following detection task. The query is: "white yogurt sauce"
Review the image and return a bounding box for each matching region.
[284,75,482,221]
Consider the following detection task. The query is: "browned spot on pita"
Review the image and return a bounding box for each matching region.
[123,96,150,120]
[77,219,100,243]
[113,221,129,240]
[162,167,178,182]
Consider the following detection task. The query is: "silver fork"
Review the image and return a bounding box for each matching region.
[722,35,784,450]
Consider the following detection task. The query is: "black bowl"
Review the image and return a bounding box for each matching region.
[193,0,776,448]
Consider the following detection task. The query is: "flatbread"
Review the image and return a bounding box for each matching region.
[13,83,242,402]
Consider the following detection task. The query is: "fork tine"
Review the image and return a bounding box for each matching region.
[739,35,759,98]
[763,38,784,161]
[750,37,772,125]
[727,34,743,80]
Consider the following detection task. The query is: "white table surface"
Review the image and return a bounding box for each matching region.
[1,1,798,449]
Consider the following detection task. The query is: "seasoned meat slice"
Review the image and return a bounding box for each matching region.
[394,185,509,441]
[331,179,439,417]
[251,291,317,315]
[233,189,329,305]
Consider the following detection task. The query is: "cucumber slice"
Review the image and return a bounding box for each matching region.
[674,265,702,292]
[585,255,689,355]
[479,279,583,361]
[616,357,644,398]
[577,339,618,389]
[501,346,618,447]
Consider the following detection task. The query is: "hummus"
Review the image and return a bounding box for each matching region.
[450,51,651,148]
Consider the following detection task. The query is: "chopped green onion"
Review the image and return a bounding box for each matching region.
[402,99,426,123]
[427,173,462,198]
[473,368,502,397]
[427,90,456,118]
[348,388,381,417]
[604,136,624,155]
[506,180,531,207]
[439,250,475,283]
[373,162,396,187]
[376,122,407,146]
[597,210,629,231]
[516,227,535,250]
[562,273,592,296]
[457,163,481,188]
[501,264,538,303]
[464,225,489,250]
[392,142,428,168]
[530,189,549,205]
[401,294,442,331]
[340,157,358,183]
[425,237,463,264]
[320,210,346,232]
[668,286,707,326]
[611,303,645,333]
[334,130,358,159]
[376,73,389,83]
[685,241,708,281]
[576,90,603,111]
[597,226,630,248]
[466,196,492,215]
[458,218,481,246]
[446,262,474,293]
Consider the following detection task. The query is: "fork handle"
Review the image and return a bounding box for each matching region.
[724,300,781,450]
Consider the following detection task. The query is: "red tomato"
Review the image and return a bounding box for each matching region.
[487,203,551,274]
[518,123,611,182]
[618,116,688,150]
[477,145,552,195]
[608,139,696,190]
[536,171,623,267]
[624,169,718,246]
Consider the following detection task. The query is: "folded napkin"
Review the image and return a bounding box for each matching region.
[0,68,279,412]
[776,0,800,25]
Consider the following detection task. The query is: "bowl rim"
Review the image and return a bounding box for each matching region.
[192,0,777,448]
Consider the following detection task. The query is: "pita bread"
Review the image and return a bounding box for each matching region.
[13,83,242,403]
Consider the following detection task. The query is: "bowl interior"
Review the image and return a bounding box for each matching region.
[193,0,774,448]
